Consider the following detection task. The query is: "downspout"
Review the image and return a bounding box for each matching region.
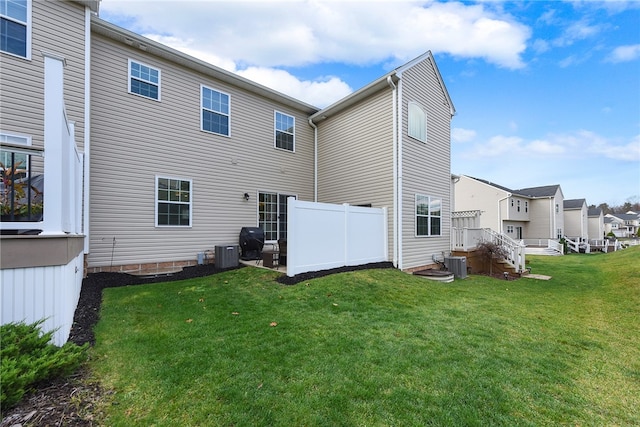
[308,118,318,202]
[83,6,91,253]
[387,76,398,268]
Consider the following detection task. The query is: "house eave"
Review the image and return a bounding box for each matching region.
[90,17,319,115]
[310,72,400,123]
[73,0,99,13]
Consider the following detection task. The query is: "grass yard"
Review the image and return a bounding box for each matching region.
[90,247,640,426]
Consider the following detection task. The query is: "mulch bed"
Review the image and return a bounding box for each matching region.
[1,261,394,426]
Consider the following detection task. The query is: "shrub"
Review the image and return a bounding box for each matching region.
[476,241,509,276]
[1,320,88,410]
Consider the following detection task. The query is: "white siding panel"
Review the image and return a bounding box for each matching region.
[1,254,84,346]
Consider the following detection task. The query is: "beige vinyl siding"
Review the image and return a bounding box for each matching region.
[454,176,510,231]
[0,1,86,150]
[399,57,452,270]
[316,88,395,260]
[524,187,564,240]
[88,34,315,267]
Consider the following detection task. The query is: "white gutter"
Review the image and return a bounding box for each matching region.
[83,6,91,253]
[308,118,318,202]
[387,76,399,268]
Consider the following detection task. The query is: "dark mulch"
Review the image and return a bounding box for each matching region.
[1,261,394,426]
[277,261,395,285]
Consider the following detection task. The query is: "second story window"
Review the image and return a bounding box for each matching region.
[408,102,427,143]
[275,111,294,151]
[129,59,160,100]
[201,86,230,136]
[0,0,30,58]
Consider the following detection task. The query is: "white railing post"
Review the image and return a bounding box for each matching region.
[41,53,66,235]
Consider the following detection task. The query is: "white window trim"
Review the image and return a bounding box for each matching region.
[0,0,31,60]
[415,194,442,237]
[200,84,231,137]
[128,58,161,101]
[274,110,295,152]
[0,131,32,146]
[155,175,193,228]
[408,101,427,143]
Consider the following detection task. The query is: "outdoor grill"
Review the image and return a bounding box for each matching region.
[239,227,264,260]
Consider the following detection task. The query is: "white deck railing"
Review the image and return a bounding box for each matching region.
[1,54,85,346]
[452,227,526,273]
[0,55,83,235]
[564,237,590,253]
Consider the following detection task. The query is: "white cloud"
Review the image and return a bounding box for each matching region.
[462,130,639,162]
[100,0,531,69]
[99,1,531,107]
[452,127,477,143]
[235,67,353,108]
[607,44,640,63]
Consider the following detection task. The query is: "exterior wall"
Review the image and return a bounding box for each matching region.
[503,221,527,240]
[454,175,510,232]
[588,213,604,240]
[316,88,395,261]
[0,0,87,152]
[1,251,84,346]
[88,33,316,268]
[564,205,588,240]
[398,57,452,270]
[527,189,564,240]
[507,196,530,222]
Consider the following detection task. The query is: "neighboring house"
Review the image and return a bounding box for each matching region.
[587,207,605,240]
[453,175,565,242]
[2,0,456,282]
[604,212,640,237]
[563,199,588,241]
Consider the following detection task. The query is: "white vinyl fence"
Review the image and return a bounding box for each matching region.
[286,199,388,277]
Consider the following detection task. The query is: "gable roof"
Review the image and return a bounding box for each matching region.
[463,176,514,194]
[514,185,561,198]
[588,207,602,217]
[463,176,563,200]
[310,51,455,123]
[608,213,640,221]
[564,199,586,210]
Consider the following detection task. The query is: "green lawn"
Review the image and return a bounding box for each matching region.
[90,247,640,426]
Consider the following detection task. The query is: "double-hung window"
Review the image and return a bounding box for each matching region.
[416,194,441,236]
[129,59,160,100]
[156,176,192,227]
[274,111,294,151]
[408,102,427,143]
[1,0,30,58]
[201,86,230,136]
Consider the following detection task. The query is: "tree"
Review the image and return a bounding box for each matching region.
[476,241,509,276]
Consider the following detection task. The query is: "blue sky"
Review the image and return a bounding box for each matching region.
[99,0,640,207]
